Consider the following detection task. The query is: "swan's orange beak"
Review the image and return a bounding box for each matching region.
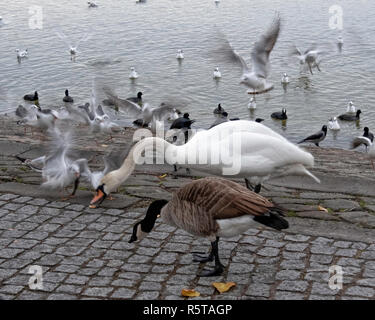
[90,189,105,208]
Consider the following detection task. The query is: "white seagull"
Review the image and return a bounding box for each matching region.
[129,67,138,79]
[290,45,323,75]
[346,101,356,114]
[55,30,91,60]
[281,73,289,84]
[16,49,28,60]
[328,117,340,131]
[248,96,256,110]
[213,67,222,79]
[176,49,184,60]
[221,15,281,93]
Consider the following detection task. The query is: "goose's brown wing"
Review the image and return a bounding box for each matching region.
[175,177,276,219]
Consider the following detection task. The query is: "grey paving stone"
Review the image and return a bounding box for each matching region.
[47,293,77,300]
[310,282,341,296]
[336,249,358,258]
[257,247,280,257]
[278,280,309,292]
[153,252,178,264]
[65,274,90,285]
[0,194,19,200]
[111,288,136,299]
[333,241,353,248]
[310,245,336,255]
[285,243,309,252]
[28,198,49,206]
[361,250,375,259]
[345,286,374,298]
[310,254,333,264]
[135,291,160,300]
[274,291,305,300]
[275,270,301,281]
[245,283,271,297]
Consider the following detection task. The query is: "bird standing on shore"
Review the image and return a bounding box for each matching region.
[298,125,327,147]
[128,177,288,276]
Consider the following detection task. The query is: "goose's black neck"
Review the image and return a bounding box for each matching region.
[140,199,168,233]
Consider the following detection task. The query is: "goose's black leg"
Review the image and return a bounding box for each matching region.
[197,237,224,277]
[244,178,253,190]
[254,184,262,194]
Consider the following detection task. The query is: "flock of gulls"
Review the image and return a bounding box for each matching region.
[4,5,375,277]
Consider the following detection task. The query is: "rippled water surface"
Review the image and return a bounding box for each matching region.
[0,0,374,148]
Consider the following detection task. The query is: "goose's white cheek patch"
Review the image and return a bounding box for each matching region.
[136,226,147,241]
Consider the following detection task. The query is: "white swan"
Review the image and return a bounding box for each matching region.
[248,96,256,110]
[90,120,319,206]
[176,49,184,60]
[328,117,340,131]
[129,67,138,79]
[213,67,221,79]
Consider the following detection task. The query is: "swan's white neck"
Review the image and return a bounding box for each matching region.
[110,137,175,189]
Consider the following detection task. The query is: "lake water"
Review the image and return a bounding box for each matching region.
[0,0,374,148]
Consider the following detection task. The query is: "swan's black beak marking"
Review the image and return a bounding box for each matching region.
[90,184,107,208]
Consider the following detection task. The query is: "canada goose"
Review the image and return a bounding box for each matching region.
[24,91,38,102]
[129,177,288,276]
[328,117,340,131]
[89,120,319,207]
[298,125,327,147]
[63,89,74,103]
[220,15,280,93]
[213,103,225,115]
[338,109,361,121]
[271,108,287,120]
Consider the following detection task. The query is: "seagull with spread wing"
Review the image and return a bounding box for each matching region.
[290,45,323,75]
[15,128,88,199]
[55,29,91,61]
[221,15,281,94]
[103,87,180,132]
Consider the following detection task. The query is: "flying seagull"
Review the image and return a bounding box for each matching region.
[220,15,281,93]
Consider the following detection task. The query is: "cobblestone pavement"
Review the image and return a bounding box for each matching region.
[0,118,374,299]
[0,192,374,300]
